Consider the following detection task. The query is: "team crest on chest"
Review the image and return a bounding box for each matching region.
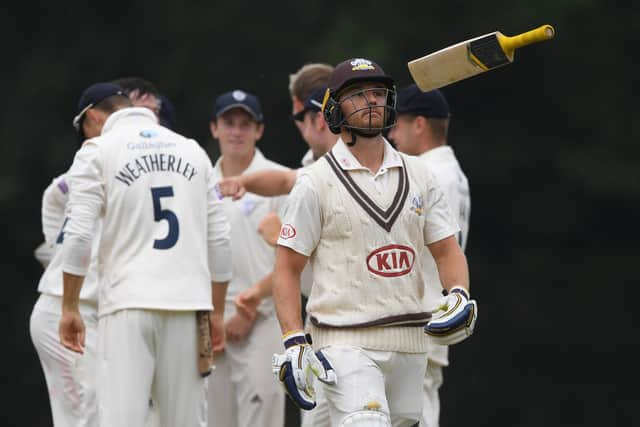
[239,196,256,215]
[366,244,415,277]
[410,195,423,216]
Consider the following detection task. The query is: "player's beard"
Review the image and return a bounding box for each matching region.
[344,106,386,137]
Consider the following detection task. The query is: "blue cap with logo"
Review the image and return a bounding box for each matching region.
[396,84,450,118]
[213,89,263,123]
[73,82,127,131]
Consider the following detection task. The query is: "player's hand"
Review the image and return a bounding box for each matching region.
[215,177,246,201]
[258,212,282,246]
[225,312,256,343]
[59,310,85,354]
[272,331,337,411]
[234,287,261,320]
[210,313,226,354]
[424,286,477,345]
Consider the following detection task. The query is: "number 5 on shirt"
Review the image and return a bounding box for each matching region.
[151,186,180,249]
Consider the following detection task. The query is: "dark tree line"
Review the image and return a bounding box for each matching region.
[2,1,637,425]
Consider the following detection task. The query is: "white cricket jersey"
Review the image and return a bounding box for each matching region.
[61,107,232,317]
[37,174,99,303]
[213,149,288,315]
[34,175,68,268]
[420,146,470,252]
[278,138,459,352]
[41,175,69,244]
[420,145,471,365]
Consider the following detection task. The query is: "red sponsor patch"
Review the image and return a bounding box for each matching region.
[366,244,415,277]
[280,223,297,240]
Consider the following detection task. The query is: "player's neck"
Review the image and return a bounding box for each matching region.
[347,135,385,174]
[220,150,255,177]
[313,136,339,160]
[416,138,444,155]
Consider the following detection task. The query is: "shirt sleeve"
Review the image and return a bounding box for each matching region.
[61,142,104,276]
[423,170,460,245]
[206,161,233,283]
[41,175,69,243]
[276,174,321,257]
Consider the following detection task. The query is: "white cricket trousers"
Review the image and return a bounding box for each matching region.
[319,345,427,427]
[420,361,444,427]
[97,309,207,427]
[300,375,330,427]
[207,311,285,427]
[30,294,98,427]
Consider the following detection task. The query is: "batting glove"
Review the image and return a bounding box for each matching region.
[272,331,337,410]
[425,286,477,345]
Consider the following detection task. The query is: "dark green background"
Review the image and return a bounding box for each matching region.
[2,1,637,425]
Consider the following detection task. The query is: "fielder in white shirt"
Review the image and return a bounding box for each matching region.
[58,82,232,427]
[29,83,129,427]
[271,58,478,427]
[389,84,471,427]
[215,74,338,427]
[30,171,101,427]
[206,89,287,427]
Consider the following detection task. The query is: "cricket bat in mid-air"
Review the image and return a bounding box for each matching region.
[408,24,555,91]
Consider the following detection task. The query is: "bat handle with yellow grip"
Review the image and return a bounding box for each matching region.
[497,24,555,57]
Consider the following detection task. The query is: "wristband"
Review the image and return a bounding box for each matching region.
[449,286,470,300]
[282,330,306,349]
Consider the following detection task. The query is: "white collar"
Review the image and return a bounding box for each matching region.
[101,107,158,135]
[330,137,403,172]
[214,148,266,175]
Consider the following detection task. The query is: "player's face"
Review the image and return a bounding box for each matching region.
[388,114,420,155]
[211,108,263,159]
[339,82,387,130]
[291,96,305,134]
[298,110,327,158]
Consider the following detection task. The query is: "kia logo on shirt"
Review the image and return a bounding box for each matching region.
[366,244,415,277]
[280,224,297,240]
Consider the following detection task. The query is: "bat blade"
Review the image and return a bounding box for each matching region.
[408,25,555,91]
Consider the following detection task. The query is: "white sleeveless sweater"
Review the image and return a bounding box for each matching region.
[304,151,454,353]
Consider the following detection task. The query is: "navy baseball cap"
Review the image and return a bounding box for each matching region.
[292,86,326,122]
[159,94,177,130]
[213,89,263,123]
[73,82,127,131]
[396,84,450,118]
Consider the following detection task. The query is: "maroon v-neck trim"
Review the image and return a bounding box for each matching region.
[324,151,409,232]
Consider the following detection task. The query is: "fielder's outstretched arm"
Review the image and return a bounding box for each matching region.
[217,169,298,200]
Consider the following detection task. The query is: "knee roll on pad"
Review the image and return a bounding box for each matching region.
[339,410,391,427]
